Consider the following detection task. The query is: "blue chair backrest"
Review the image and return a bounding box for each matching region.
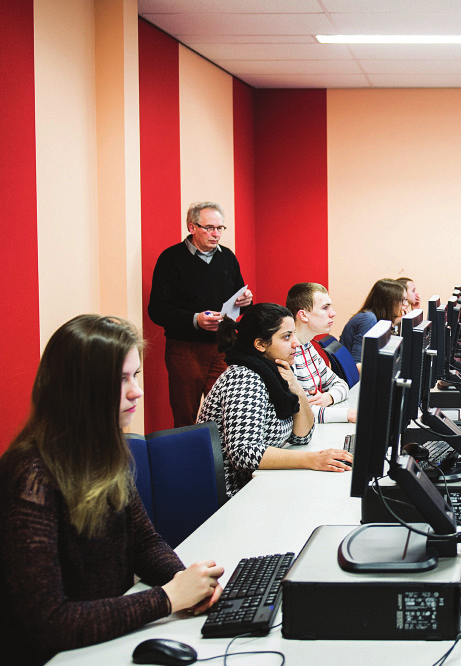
[317,335,360,388]
[145,421,226,549]
[125,433,154,524]
[330,344,360,388]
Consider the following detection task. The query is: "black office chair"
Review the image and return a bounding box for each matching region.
[145,421,227,548]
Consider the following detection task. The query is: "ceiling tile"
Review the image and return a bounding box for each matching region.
[138,0,461,88]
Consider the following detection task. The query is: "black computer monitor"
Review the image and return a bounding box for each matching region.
[426,295,444,380]
[428,295,461,386]
[447,296,461,363]
[351,320,405,498]
[400,311,433,423]
[350,320,456,540]
[436,303,449,378]
[400,309,423,380]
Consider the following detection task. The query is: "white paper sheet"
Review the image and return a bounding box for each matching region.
[220,285,248,320]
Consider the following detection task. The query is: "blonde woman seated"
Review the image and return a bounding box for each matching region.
[0,315,223,665]
[198,303,353,499]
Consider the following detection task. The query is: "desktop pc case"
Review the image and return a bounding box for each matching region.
[282,525,461,641]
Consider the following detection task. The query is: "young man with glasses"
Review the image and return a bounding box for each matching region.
[148,202,252,427]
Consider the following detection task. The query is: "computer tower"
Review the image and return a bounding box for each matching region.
[282,525,461,641]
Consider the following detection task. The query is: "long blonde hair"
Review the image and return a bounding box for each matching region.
[5,315,143,537]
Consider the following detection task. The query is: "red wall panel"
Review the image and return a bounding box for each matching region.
[0,0,40,453]
[253,89,328,308]
[232,79,256,300]
[139,19,181,433]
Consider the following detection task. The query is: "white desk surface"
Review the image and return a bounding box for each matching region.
[48,387,461,666]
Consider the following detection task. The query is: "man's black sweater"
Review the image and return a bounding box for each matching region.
[148,241,245,343]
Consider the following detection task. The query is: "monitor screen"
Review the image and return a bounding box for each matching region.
[350,320,457,536]
[350,320,404,498]
[401,309,423,380]
[435,303,448,379]
[400,312,433,422]
[446,295,460,363]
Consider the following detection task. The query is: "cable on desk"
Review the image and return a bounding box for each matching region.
[370,474,421,510]
[431,632,461,666]
[413,419,461,442]
[196,631,285,665]
[373,475,458,540]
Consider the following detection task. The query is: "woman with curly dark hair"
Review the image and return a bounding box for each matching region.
[198,303,352,499]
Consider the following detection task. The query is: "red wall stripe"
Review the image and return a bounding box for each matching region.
[138,19,181,434]
[0,0,40,453]
[253,89,328,308]
[232,79,257,300]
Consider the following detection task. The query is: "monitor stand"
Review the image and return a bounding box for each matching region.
[338,523,438,573]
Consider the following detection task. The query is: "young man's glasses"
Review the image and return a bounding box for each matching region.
[194,222,227,233]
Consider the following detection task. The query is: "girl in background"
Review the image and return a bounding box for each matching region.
[340,279,407,366]
[396,276,420,312]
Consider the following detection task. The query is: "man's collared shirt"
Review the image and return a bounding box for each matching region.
[185,235,221,264]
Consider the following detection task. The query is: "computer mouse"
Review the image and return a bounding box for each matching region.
[334,459,353,468]
[402,442,429,460]
[132,638,197,665]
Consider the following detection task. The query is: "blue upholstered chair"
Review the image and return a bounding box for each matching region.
[145,421,227,549]
[125,433,154,524]
[317,335,360,389]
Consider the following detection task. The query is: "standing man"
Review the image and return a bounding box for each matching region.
[148,202,252,427]
[286,282,356,424]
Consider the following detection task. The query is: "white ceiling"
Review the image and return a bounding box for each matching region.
[138,0,461,88]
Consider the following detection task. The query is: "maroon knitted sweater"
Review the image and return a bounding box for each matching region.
[0,447,185,665]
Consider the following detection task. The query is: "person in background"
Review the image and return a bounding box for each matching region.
[396,276,420,313]
[340,279,407,368]
[0,315,223,666]
[198,303,353,499]
[148,201,252,427]
[286,282,356,424]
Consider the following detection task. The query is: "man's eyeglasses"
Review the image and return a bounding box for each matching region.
[194,222,227,233]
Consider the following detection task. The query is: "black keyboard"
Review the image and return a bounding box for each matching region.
[416,440,459,475]
[343,433,355,454]
[343,434,458,476]
[201,552,295,638]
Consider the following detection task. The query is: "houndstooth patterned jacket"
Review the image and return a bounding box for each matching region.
[198,364,314,498]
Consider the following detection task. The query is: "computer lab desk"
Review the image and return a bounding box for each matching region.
[47,419,461,666]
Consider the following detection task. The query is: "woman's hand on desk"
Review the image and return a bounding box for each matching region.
[305,449,353,472]
[190,582,223,615]
[162,560,224,614]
